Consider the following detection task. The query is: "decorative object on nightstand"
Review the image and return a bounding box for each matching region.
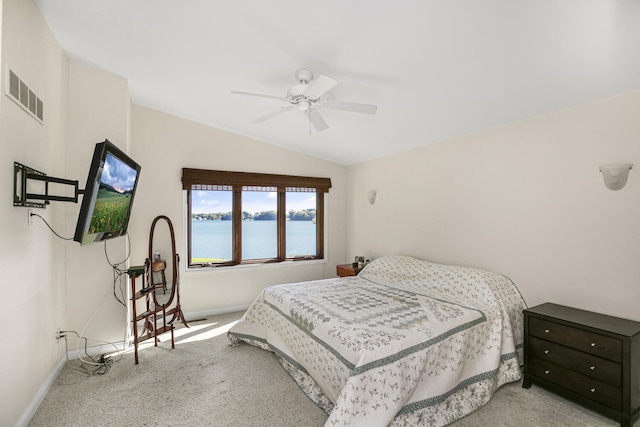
[523,302,640,427]
[336,264,362,277]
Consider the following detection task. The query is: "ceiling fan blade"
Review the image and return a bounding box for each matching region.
[324,100,378,114]
[231,90,287,101]
[304,75,337,99]
[251,106,292,124]
[306,109,329,132]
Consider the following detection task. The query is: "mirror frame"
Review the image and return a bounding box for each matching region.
[146,215,189,328]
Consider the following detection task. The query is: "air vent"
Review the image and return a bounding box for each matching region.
[5,67,43,124]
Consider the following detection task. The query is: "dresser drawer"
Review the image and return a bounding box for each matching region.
[529,317,622,362]
[529,336,621,387]
[529,359,621,411]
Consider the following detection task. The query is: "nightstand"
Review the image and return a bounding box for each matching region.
[336,264,362,277]
[523,302,640,427]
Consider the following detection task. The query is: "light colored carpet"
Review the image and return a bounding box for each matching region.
[29,311,625,426]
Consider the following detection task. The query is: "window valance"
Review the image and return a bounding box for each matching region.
[181,168,332,193]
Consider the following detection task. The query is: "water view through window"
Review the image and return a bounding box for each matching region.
[286,191,316,257]
[191,190,317,263]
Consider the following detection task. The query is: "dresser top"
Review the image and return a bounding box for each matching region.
[525,302,640,338]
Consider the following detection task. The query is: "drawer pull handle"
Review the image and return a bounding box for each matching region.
[590,365,596,370]
[591,342,596,347]
[590,387,596,393]
[544,350,550,354]
[544,329,550,334]
[544,370,550,375]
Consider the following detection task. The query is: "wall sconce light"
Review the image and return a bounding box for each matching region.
[599,163,633,191]
[368,189,377,205]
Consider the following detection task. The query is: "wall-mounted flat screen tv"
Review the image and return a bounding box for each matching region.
[73,139,141,245]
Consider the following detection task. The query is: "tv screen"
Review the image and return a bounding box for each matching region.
[73,139,141,245]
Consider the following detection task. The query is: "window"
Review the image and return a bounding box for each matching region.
[182,168,331,268]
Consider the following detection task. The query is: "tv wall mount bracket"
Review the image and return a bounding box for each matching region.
[13,162,85,208]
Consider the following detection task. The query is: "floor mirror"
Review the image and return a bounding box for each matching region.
[148,215,189,329]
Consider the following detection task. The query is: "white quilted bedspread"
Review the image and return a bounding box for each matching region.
[228,255,526,426]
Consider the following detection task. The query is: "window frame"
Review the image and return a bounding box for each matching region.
[182,168,331,268]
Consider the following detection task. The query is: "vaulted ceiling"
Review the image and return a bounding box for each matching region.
[34,0,640,165]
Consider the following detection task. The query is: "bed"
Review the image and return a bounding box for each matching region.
[227,255,526,426]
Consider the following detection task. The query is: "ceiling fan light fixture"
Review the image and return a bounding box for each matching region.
[298,100,311,111]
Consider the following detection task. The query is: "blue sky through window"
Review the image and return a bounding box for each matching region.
[192,191,315,214]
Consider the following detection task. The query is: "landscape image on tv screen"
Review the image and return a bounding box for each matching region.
[87,153,138,234]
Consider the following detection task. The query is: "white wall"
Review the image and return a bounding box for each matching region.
[129,105,348,316]
[63,60,132,343]
[0,0,68,425]
[347,91,640,320]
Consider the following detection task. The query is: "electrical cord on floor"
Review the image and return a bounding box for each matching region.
[61,330,122,376]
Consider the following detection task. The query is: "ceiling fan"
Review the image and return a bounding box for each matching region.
[231,69,377,132]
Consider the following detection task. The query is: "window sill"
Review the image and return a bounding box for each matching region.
[185,258,326,273]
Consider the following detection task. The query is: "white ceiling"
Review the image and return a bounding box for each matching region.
[34,0,640,166]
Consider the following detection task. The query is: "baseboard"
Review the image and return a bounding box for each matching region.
[184,304,249,321]
[15,355,66,427]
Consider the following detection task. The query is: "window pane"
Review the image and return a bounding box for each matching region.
[286,192,316,257]
[191,190,232,263]
[242,190,277,259]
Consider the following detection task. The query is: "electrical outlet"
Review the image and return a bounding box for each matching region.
[55,328,63,340]
[27,208,32,226]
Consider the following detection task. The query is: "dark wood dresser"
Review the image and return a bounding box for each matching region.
[523,303,640,427]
